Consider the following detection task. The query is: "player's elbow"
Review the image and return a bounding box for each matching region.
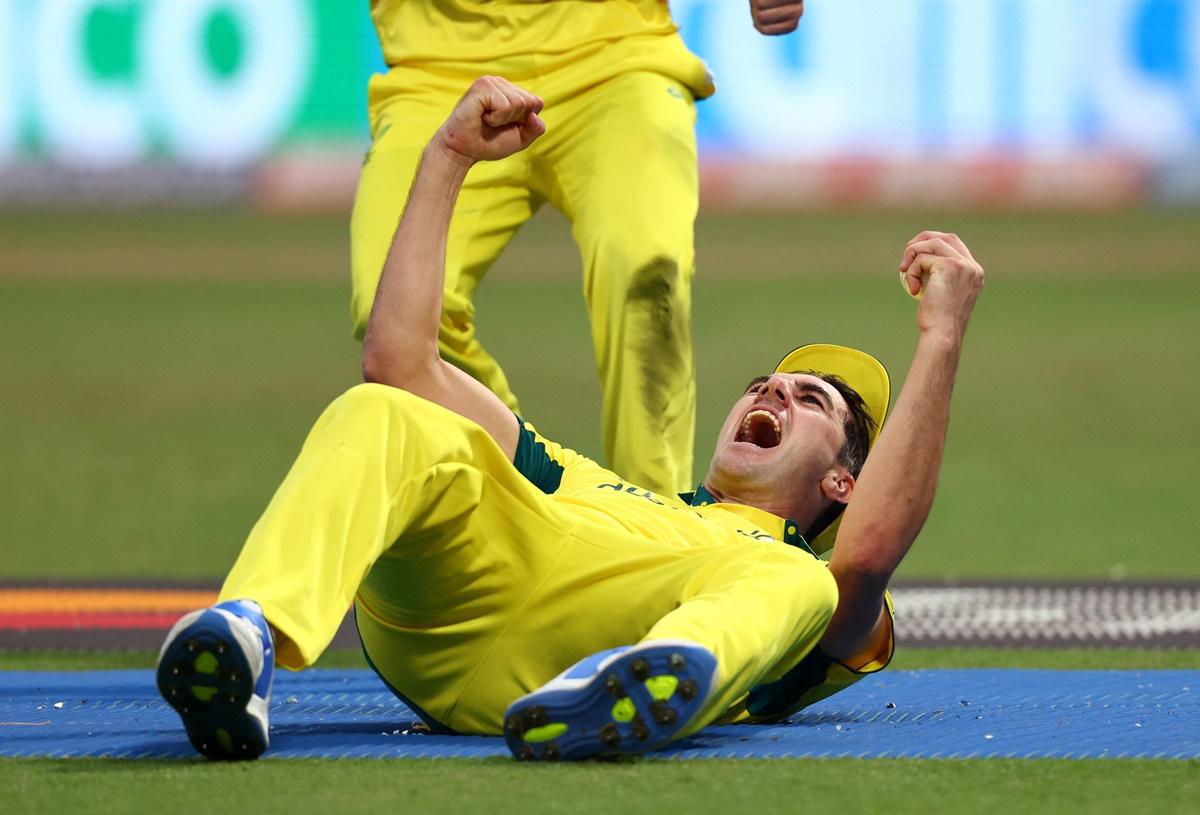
[833,514,925,583]
[828,534,898,594]
[362,336,440,392]
[361,339,391,385]
[361,340,410,388]
[361,356,390,387]
[828,559,890,602]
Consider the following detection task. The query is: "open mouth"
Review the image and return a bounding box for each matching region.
[734,409,782,449]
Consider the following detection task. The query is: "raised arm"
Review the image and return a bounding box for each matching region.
[819,231,985,661]
[361,76,545,459]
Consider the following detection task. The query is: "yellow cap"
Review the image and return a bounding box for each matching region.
[773,343,891,553]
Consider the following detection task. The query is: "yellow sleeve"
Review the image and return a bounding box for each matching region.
[727,592,896,723]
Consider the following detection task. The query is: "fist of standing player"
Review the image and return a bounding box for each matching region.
[749,0,806,35]
[435,76,546,166]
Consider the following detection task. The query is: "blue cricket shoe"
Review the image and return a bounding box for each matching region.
[156,599,275,760]
[503,640,717,760]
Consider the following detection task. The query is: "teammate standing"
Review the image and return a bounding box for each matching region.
[157,77,983,761]
[350,1,810,497]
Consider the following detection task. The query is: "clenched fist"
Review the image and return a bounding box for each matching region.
[435,76,546,166]
[898,231,985,339]
[749,0,805,35]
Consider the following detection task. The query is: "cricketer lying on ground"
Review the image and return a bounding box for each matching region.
[155,76,985,761]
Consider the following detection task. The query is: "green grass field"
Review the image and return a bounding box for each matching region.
[1,208,1198,810]
[3,757,1197,815]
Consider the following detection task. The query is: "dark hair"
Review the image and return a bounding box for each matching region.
[798,370,877,540]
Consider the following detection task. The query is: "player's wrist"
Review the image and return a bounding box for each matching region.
[915,325,965,354]
[428,132,477,172]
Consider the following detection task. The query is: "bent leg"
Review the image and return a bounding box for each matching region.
[217,384,563,669]
[539,71,699,494]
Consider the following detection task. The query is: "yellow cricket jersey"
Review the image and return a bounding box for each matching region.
[515,419,812,554]
[367,1,714,103]
[372,0,677,64]
[513,418,895,723]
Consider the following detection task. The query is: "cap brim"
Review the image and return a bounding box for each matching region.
[773,343,891,554]
[774,344,890,445]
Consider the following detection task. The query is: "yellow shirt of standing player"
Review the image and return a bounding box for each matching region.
[369,0,715,99]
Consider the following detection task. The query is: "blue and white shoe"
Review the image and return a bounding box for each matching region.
[503,640,717,761]
[156,599,275,760]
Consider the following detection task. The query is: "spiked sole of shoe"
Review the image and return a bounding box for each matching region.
[503,643,715,761]
[156,613,266,760]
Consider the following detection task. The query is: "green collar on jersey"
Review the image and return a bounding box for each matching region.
[680,484,814,556]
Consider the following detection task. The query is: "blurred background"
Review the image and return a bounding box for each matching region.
[1,0,1197,583]
[4,0,1200,207]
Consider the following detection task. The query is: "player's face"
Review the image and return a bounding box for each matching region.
[707,372,849,500]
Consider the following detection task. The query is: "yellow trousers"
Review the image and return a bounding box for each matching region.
[350,36,709,496]
[219,385,838,735]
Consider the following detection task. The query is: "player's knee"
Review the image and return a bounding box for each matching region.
[594,255,695,418]
[611,240,693,287]
[626,253,686,297]
[339,381,395,402]
[762,550,840,631]
[330,382,409,422]
[618,255,692,342]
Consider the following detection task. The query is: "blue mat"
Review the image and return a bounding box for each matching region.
[1,669,1196,760]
